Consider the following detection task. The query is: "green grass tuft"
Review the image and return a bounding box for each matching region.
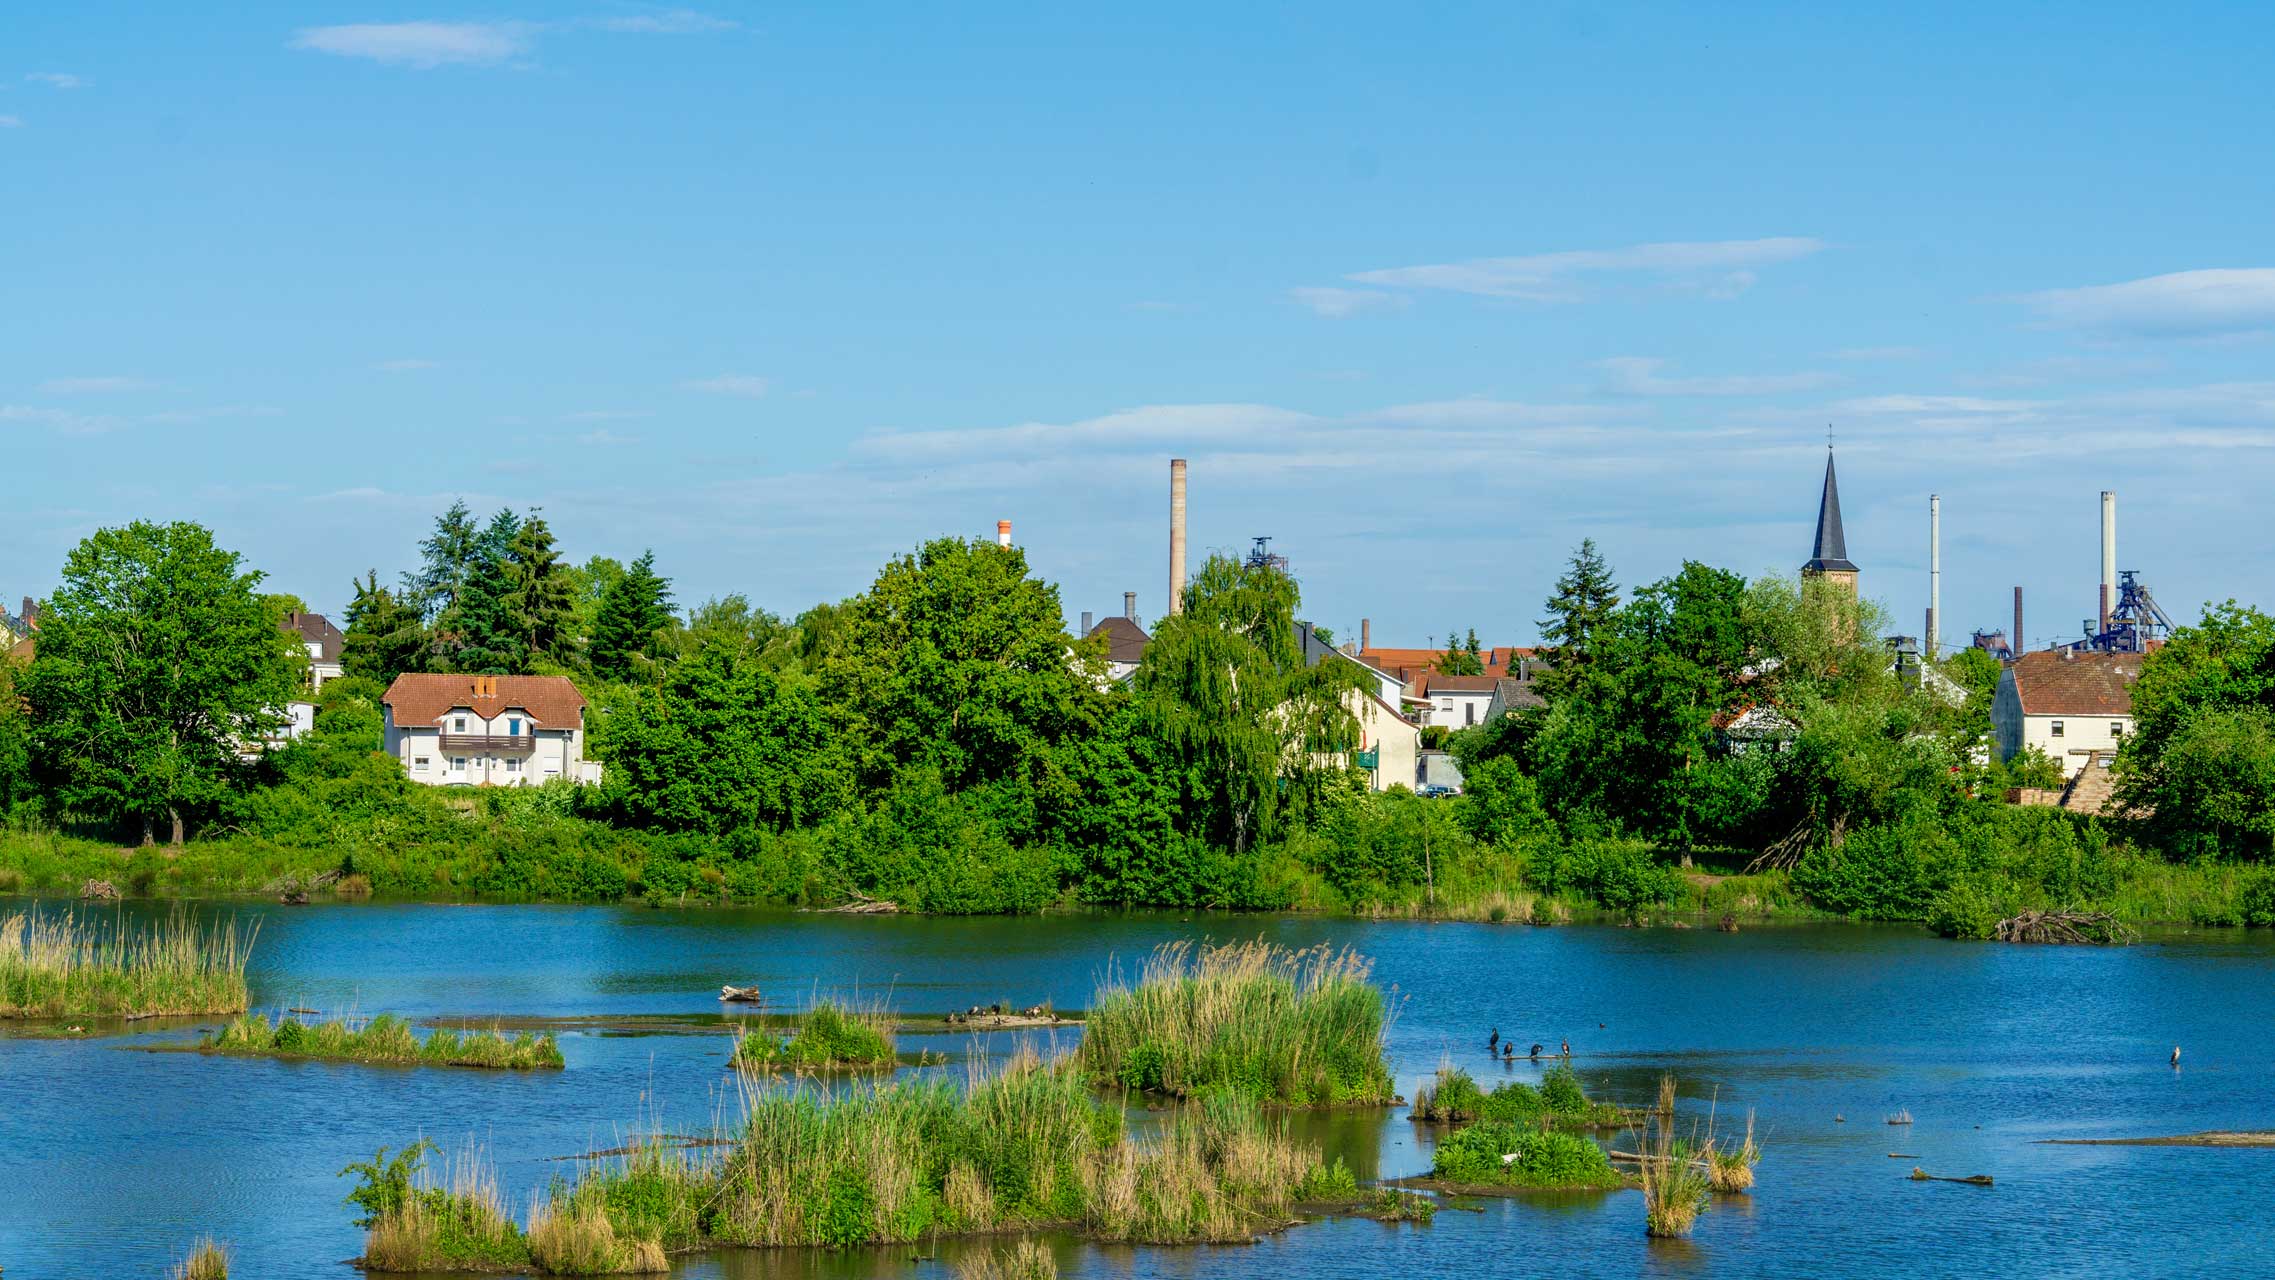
[0,909,251,1020]
[214,1012,562,1069]
[1429,1122,1623,1189]
[728,999,897,1071]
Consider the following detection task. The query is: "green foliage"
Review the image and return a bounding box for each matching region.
[730,1001,897,1070]
[1527,836,1685,913]
[26,521,300,842]
[1430,1122,1619,1188]
[504,514,577,666]
[341,1140,437,1228]
[589,550,676,682]
[213,1012,563,1069]
[341,571,427,687]
[1535,538,1620,698]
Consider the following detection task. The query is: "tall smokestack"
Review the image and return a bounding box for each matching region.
[1080,610,1093,635]
[1361,617,1371,652]
[2099,490,2116,636]
[1123,591,1136,621]
[2014,586,2024,659]
[1927,494,1941,659]
[996,519,1012,549]
[1168,459,1188,616]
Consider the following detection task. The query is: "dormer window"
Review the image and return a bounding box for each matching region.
[508,716,522,736]
[454,716,468,732]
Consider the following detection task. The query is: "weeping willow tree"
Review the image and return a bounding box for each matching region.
[1134,554,1365,851]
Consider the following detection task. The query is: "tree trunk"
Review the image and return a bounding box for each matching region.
[140,816,155,847]
[169,807,185,847]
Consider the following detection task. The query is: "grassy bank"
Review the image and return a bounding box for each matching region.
[1077,941,1394,1107]
[0,909,250,1019]
[210,1012,563,1070]
[1410,1065,1630,1128]
[728,1000,897,1072]
[350,1053,1368,1272]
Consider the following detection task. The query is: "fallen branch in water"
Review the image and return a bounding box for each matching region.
[1909,1167,1992,1186]
[1992,910,2135,946]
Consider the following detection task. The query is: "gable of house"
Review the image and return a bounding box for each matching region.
[2008,650,2140,718]
[382,673,588,728]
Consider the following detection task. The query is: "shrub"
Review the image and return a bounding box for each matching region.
[1430,1122,1619,1188]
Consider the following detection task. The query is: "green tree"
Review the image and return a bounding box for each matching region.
[1440,627,1485,676]
[0,655,30,817]
[1133,553,1362,851]
[340,570,427,686]
[592,641,852,833]
[588,550,676,682]
[824,537,1099,833]
[2116,602,2275,856]
[25,521,300,843]
[504,514,576,665]
[402,500,481,622]
[1536,539,1619,697]
[448,550,524,674]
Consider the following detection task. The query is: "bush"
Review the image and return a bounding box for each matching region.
[1430,1122,1618,1188]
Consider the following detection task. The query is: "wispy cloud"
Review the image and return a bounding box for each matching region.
[39,376,154,394]
[562,409,652,423]
[681,374,771,397]
[0,116,23,129]
[1339,237,1824,304]
[1289,287,1404,318]
[1833,346,1926,361]
[291,21,536,68]
[2013,268,2275,338]
[577,429,641,446]
[1,405,115,434]
[374,358,439,372]
[25,72,83,90]
[291,11,736,69]
[142,405,283,425]
[1597,357,1837,397]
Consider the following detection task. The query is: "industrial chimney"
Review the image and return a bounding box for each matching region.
[2014,586,2024,659]
[1080,610,1093,635]
[1927,494,1941,659]
[996,519,1013,549]
[1361,618,1371,652]
[2099,490,2116,637]
[1168,459,1188,616]
[1123,591,1137,621]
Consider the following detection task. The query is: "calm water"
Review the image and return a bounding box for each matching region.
[5,903,2272,1278]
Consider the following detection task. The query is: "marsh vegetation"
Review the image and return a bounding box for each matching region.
[0,909,250,1020]
[210,1011,563,1070]
[727,999,898,1071]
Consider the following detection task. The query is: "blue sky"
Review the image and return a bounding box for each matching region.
[7,4,2273,650]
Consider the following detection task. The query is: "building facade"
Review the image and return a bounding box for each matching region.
[381,673,602,787]
[1992,650,2140,777]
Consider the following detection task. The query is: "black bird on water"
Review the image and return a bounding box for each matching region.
[1528,1042,1544,1059]
[1489,1028,1499,1052]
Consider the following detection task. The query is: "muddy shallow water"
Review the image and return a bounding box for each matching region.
[6,903,2272,1277]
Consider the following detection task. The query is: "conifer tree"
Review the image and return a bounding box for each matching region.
[589,550,675,682]
[1537,538,1619,697]
[505,514,575,665]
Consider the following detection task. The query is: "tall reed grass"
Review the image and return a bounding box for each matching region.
[728,999,897,1071]
[213,1012,563,1069]
[0,909,251,1019]
[168,1238,229,1280]
[1636,1076,1713,1238]
[1077,941,1393,1106]
[955,1239,1058,1280]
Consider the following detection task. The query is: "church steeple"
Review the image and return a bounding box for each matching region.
[1802,446,1858,589]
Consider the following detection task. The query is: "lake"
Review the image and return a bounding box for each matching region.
[5,903,2271,1277]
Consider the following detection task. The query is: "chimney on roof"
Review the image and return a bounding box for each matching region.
[1168,459,1188,616]
[1123,591,1137,621]
[22,597,35,625]
[996,519,1013,549]
[1361,617,1371,651]
[1081,610,1093,635]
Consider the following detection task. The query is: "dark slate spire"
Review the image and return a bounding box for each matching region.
[1803,447,1857,573]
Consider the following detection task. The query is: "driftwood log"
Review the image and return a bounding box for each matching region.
[79,879,119,901]
[1992,910,2134,946]
[825,892,899,915]
[1910,1167,1994,1186]
[719,985,764,1004]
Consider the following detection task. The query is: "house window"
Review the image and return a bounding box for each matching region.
[506,758,521,773]
[454,716,467,732]
[2050,720,2065,737]
[1465,703,1476,726]
[451,757,467,772]
[413,756,430,770]
[2111,722,2124,737]
[508,716,522,736]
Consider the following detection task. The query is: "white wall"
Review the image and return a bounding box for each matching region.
[386,702,596,787]
[1342,690,1419,793]
[1427,691,1493,729]
[2021,713,2131,777]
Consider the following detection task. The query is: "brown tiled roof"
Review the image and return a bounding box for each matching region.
[1086,616,1151,665]
[1424,674,1502,695]
[1359,644,1538,692]
[1490,675,1545,712]
[382,673,588,727]
[2010,650,2140,717]
[5,636,30,662]
[282,612,344,662]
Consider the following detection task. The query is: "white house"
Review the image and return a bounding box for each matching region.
[1993,650,2141,778]
[1422,674,1499,729]
[281,612,345,690]
[381,673,602,787]
[1344,687,1421,793]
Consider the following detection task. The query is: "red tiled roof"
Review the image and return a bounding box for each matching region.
[382,673,587,727]
[2010,650,2140,717]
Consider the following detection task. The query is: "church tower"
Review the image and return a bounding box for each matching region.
[1801,446,1858,595]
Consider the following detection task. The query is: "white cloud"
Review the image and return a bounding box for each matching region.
[143,405,283,425]
[561,409,652,422]
[1834,394,2043,415]
[1288,287,1402,318]
[0,116,22,129]
[291,11,737,68]
[681,374,771,397]
[25,72,83,90]
[291,21,536,68]
[2014,268,2275,338]
[583,9,738,33]
[1342,236,1823,304]
[375,358,439,372]
[39,376,154,394]
[1598,357,1837,398]
[578,429,641,445]
[1,405,114,434]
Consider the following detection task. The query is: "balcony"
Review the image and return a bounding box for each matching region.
[438,733,536,754]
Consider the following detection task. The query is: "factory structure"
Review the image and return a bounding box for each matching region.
[996,443,2177,802]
